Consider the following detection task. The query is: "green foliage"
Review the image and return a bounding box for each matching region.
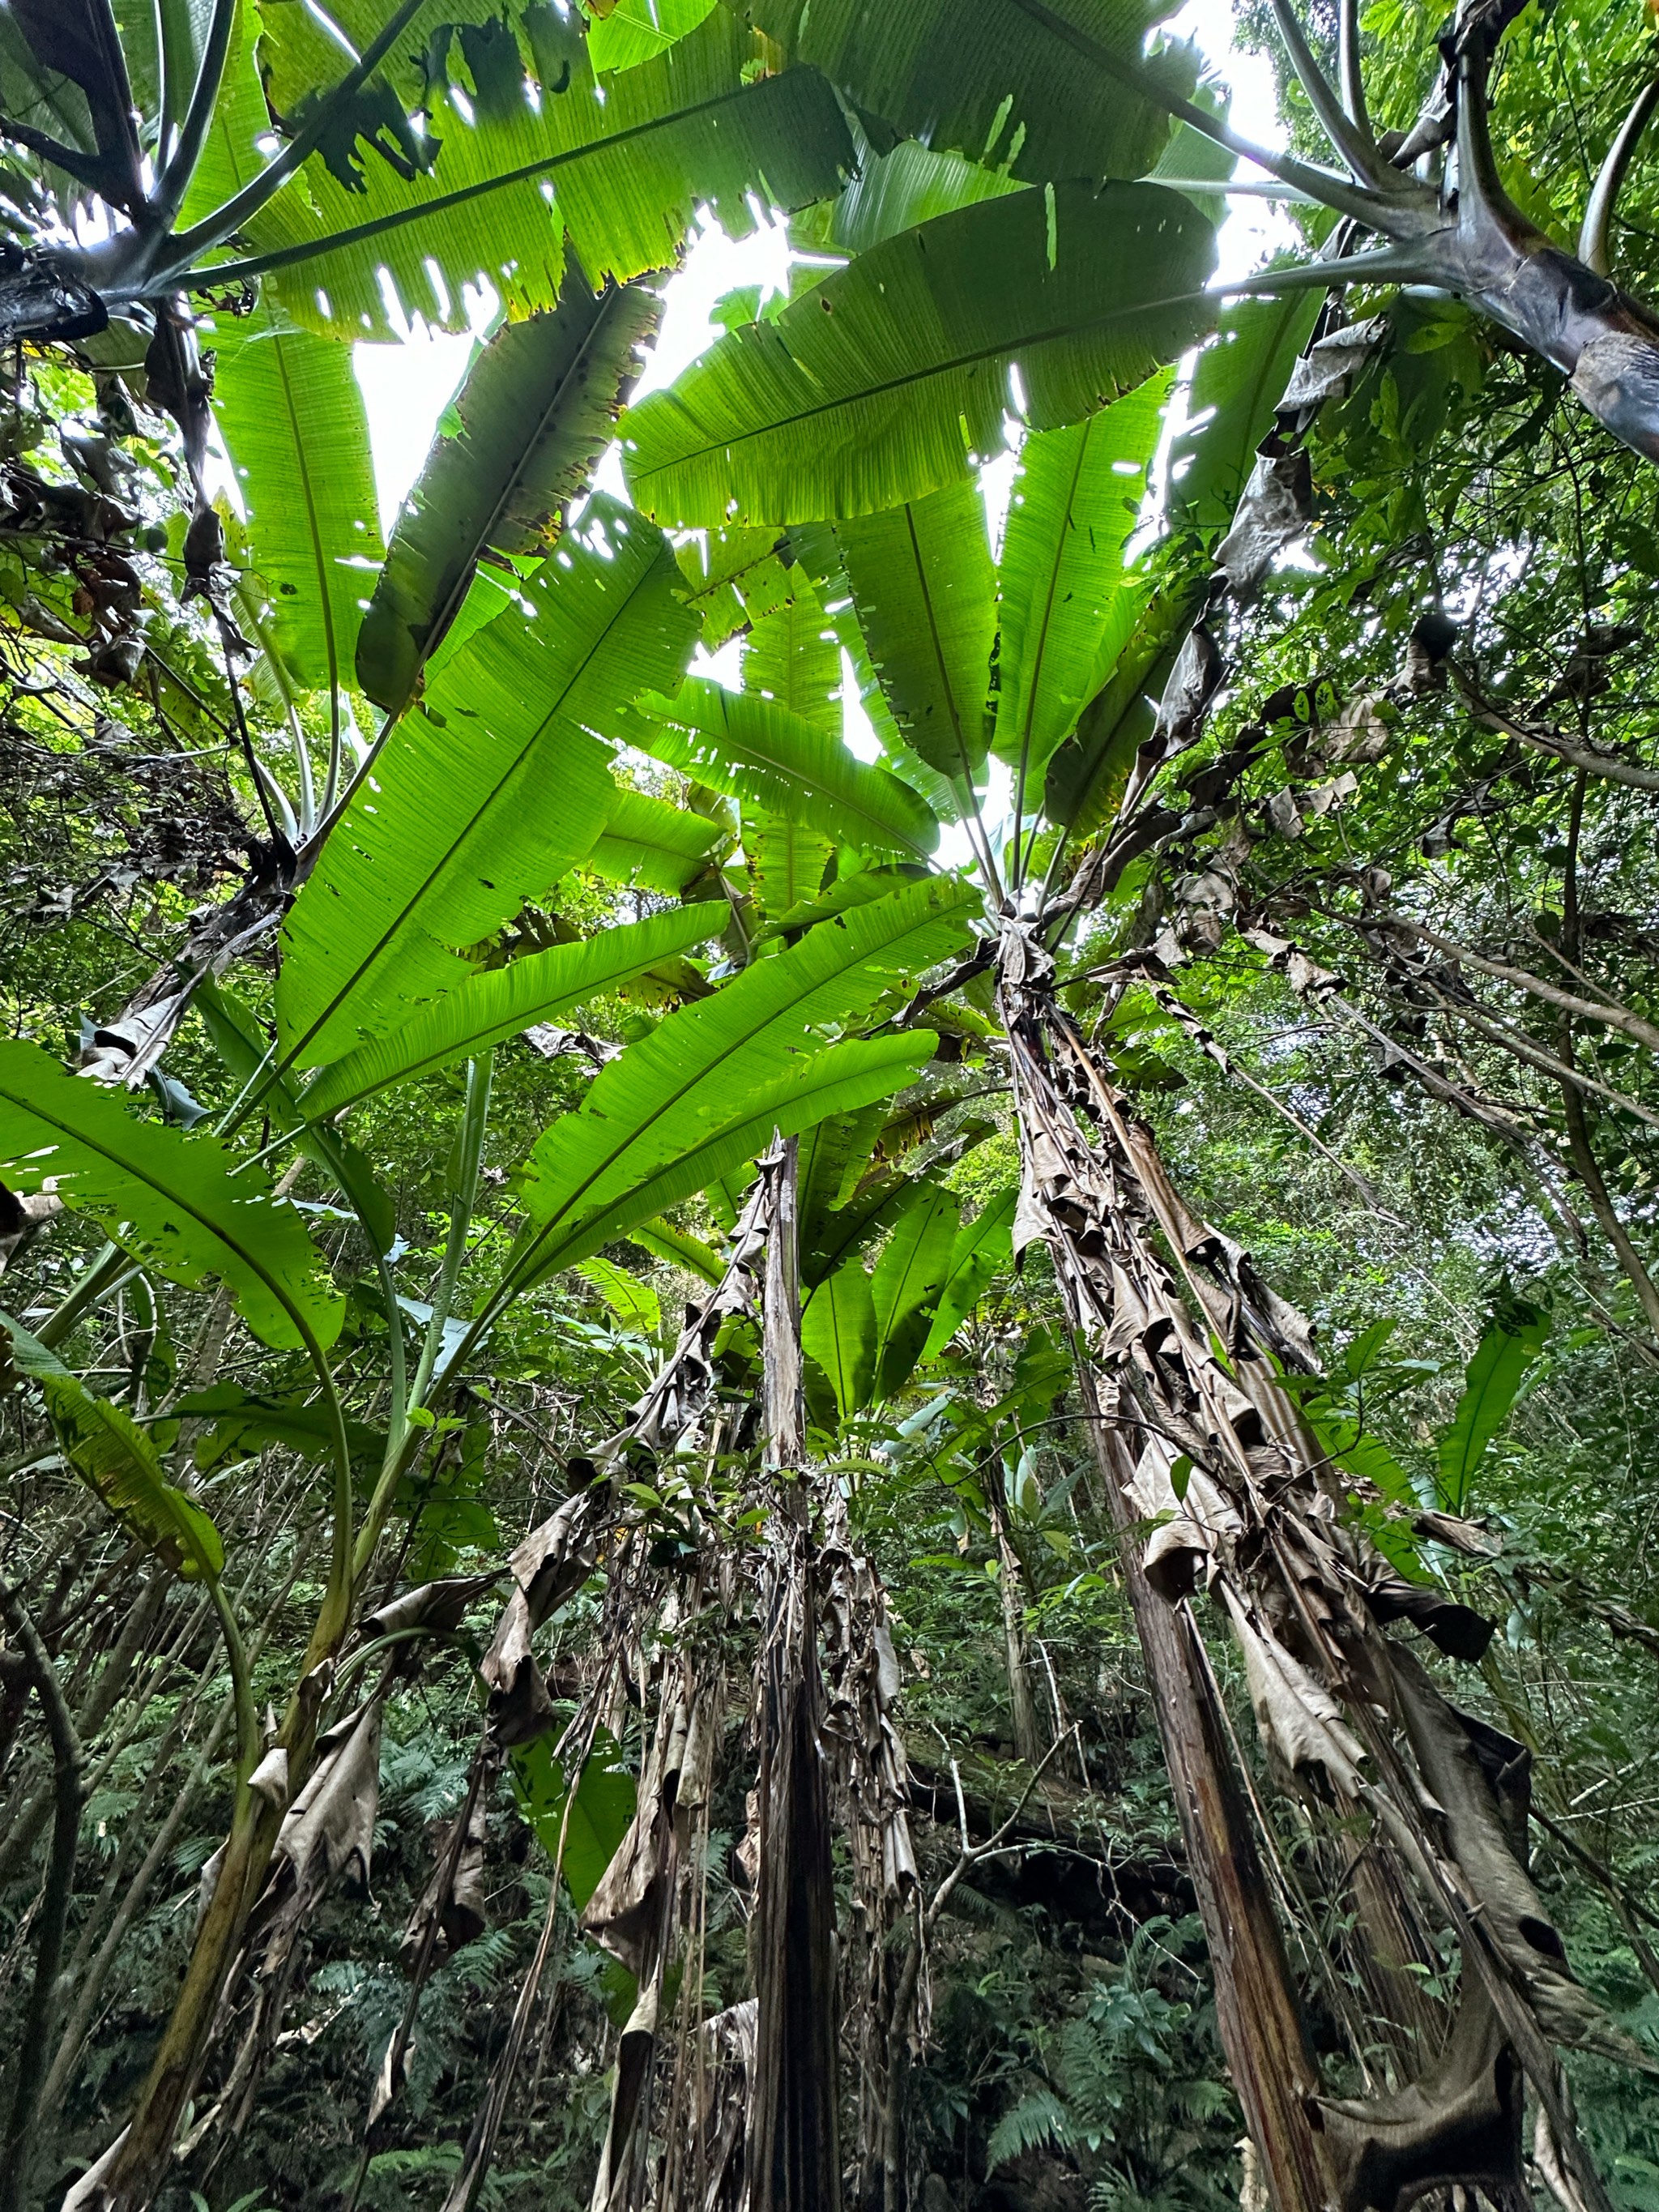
[193,6,853,338]
[211,305,383,698]
[507,878,976,1287]
[4,1317,224,1579]
[0,1040,343,1352]
[836,478,997,783]
[1166,293,1321,539]
[356,272,661,715]
[1437,1284,1552,1512]
[621,181,1218,526]
[510,1728,637,1911]
[279,499,694,1068]
[301,904,726,1117]
[752,0,1188,190]
[632,677,940,859]
[992,376,1170,795]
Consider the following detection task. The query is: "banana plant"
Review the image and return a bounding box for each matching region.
[607,80,1651,2205]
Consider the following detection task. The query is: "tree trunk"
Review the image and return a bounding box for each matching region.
[1074,1374,1334,2212]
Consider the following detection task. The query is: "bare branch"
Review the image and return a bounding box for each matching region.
[1579,78,1659,278]
[1265,0,1393,190]
[924,1731,1075,1937]
[1338,0,1372,139]
[1456,675,1659,792]
[1365,914,1659,1055]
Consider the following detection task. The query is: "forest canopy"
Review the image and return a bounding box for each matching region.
[2,2,1659,2210]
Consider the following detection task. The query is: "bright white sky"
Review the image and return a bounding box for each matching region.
[351,0,1292,848]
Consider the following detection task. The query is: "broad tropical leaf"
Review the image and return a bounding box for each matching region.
[196,984,397,1255]
[505,878,979,1289]
[622,181,1216,527]
[631,678,940,860]
[27,1351,225,1582]
[750,816,834,921]
[674,524,795,648]
[587,0,719,72]
[1168,293,1323,538]
[510,1727,636,1908]
[827,139,1021,254]
[920,1187,1017,1360]
[514,1034,939,1292]
[1041,576,1203,835]
[279,500,697,1069]
[577,1255,663,1338]
[752,0,1188,190]
[801,1169,918,1295]
[993,375,1170,801]
[744,579,842,735]
[0,1044,343,1352]
[301,904,725,1118]
[194,7,852,338]
[356,268,662,714]
[837,479,996,782]
[1437,1289,1550,1512]
[211,305,382,698]
[586,789,728,895]
[186,0,564,336]
[871,1183,958,1399]
[802,1259,876,1420]
[625,1215,723,1284]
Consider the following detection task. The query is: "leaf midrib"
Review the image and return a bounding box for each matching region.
[1,1064,319,1344]
[656,684,934,855]
[287,545,667,1069]
[509,899,958,1282]
[629,263,1209,489]
[518,1035,932,1287]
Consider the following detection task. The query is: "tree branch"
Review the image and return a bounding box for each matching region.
[1365,913,1659,1054]
[1456,672,1659,791]
[1580,78,1659,277]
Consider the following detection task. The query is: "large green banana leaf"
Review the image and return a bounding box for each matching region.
[674,525,795,649]
[750,818,834,924]
[301,904,725,1119]
[992,374,1170,801]
[751,0,1188,191]
[587,0,720,71]
[631,678,940,860]
[586,789,728,895]
[192,6,851,338]
[870,1183,958,1400]
[827,140,1021,255]
[622,181,1217,527]
[514,1036,940,1293]
[802,1261,876,1421]
[1167,293,1323,540]
[3,1318,225,1581]
[919,1188,1017,1362]
[503,878,978,1289]
[787,526,967,818]
[196,983,397,1256]
[740,578,846,911]
[0,1044,342,1352]
[356,269,662,715]
[210,305,382,698]
[1041,578,1203,836]
[744,582,842,735]
[279,499,696,1070]
[836,478,996,783]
